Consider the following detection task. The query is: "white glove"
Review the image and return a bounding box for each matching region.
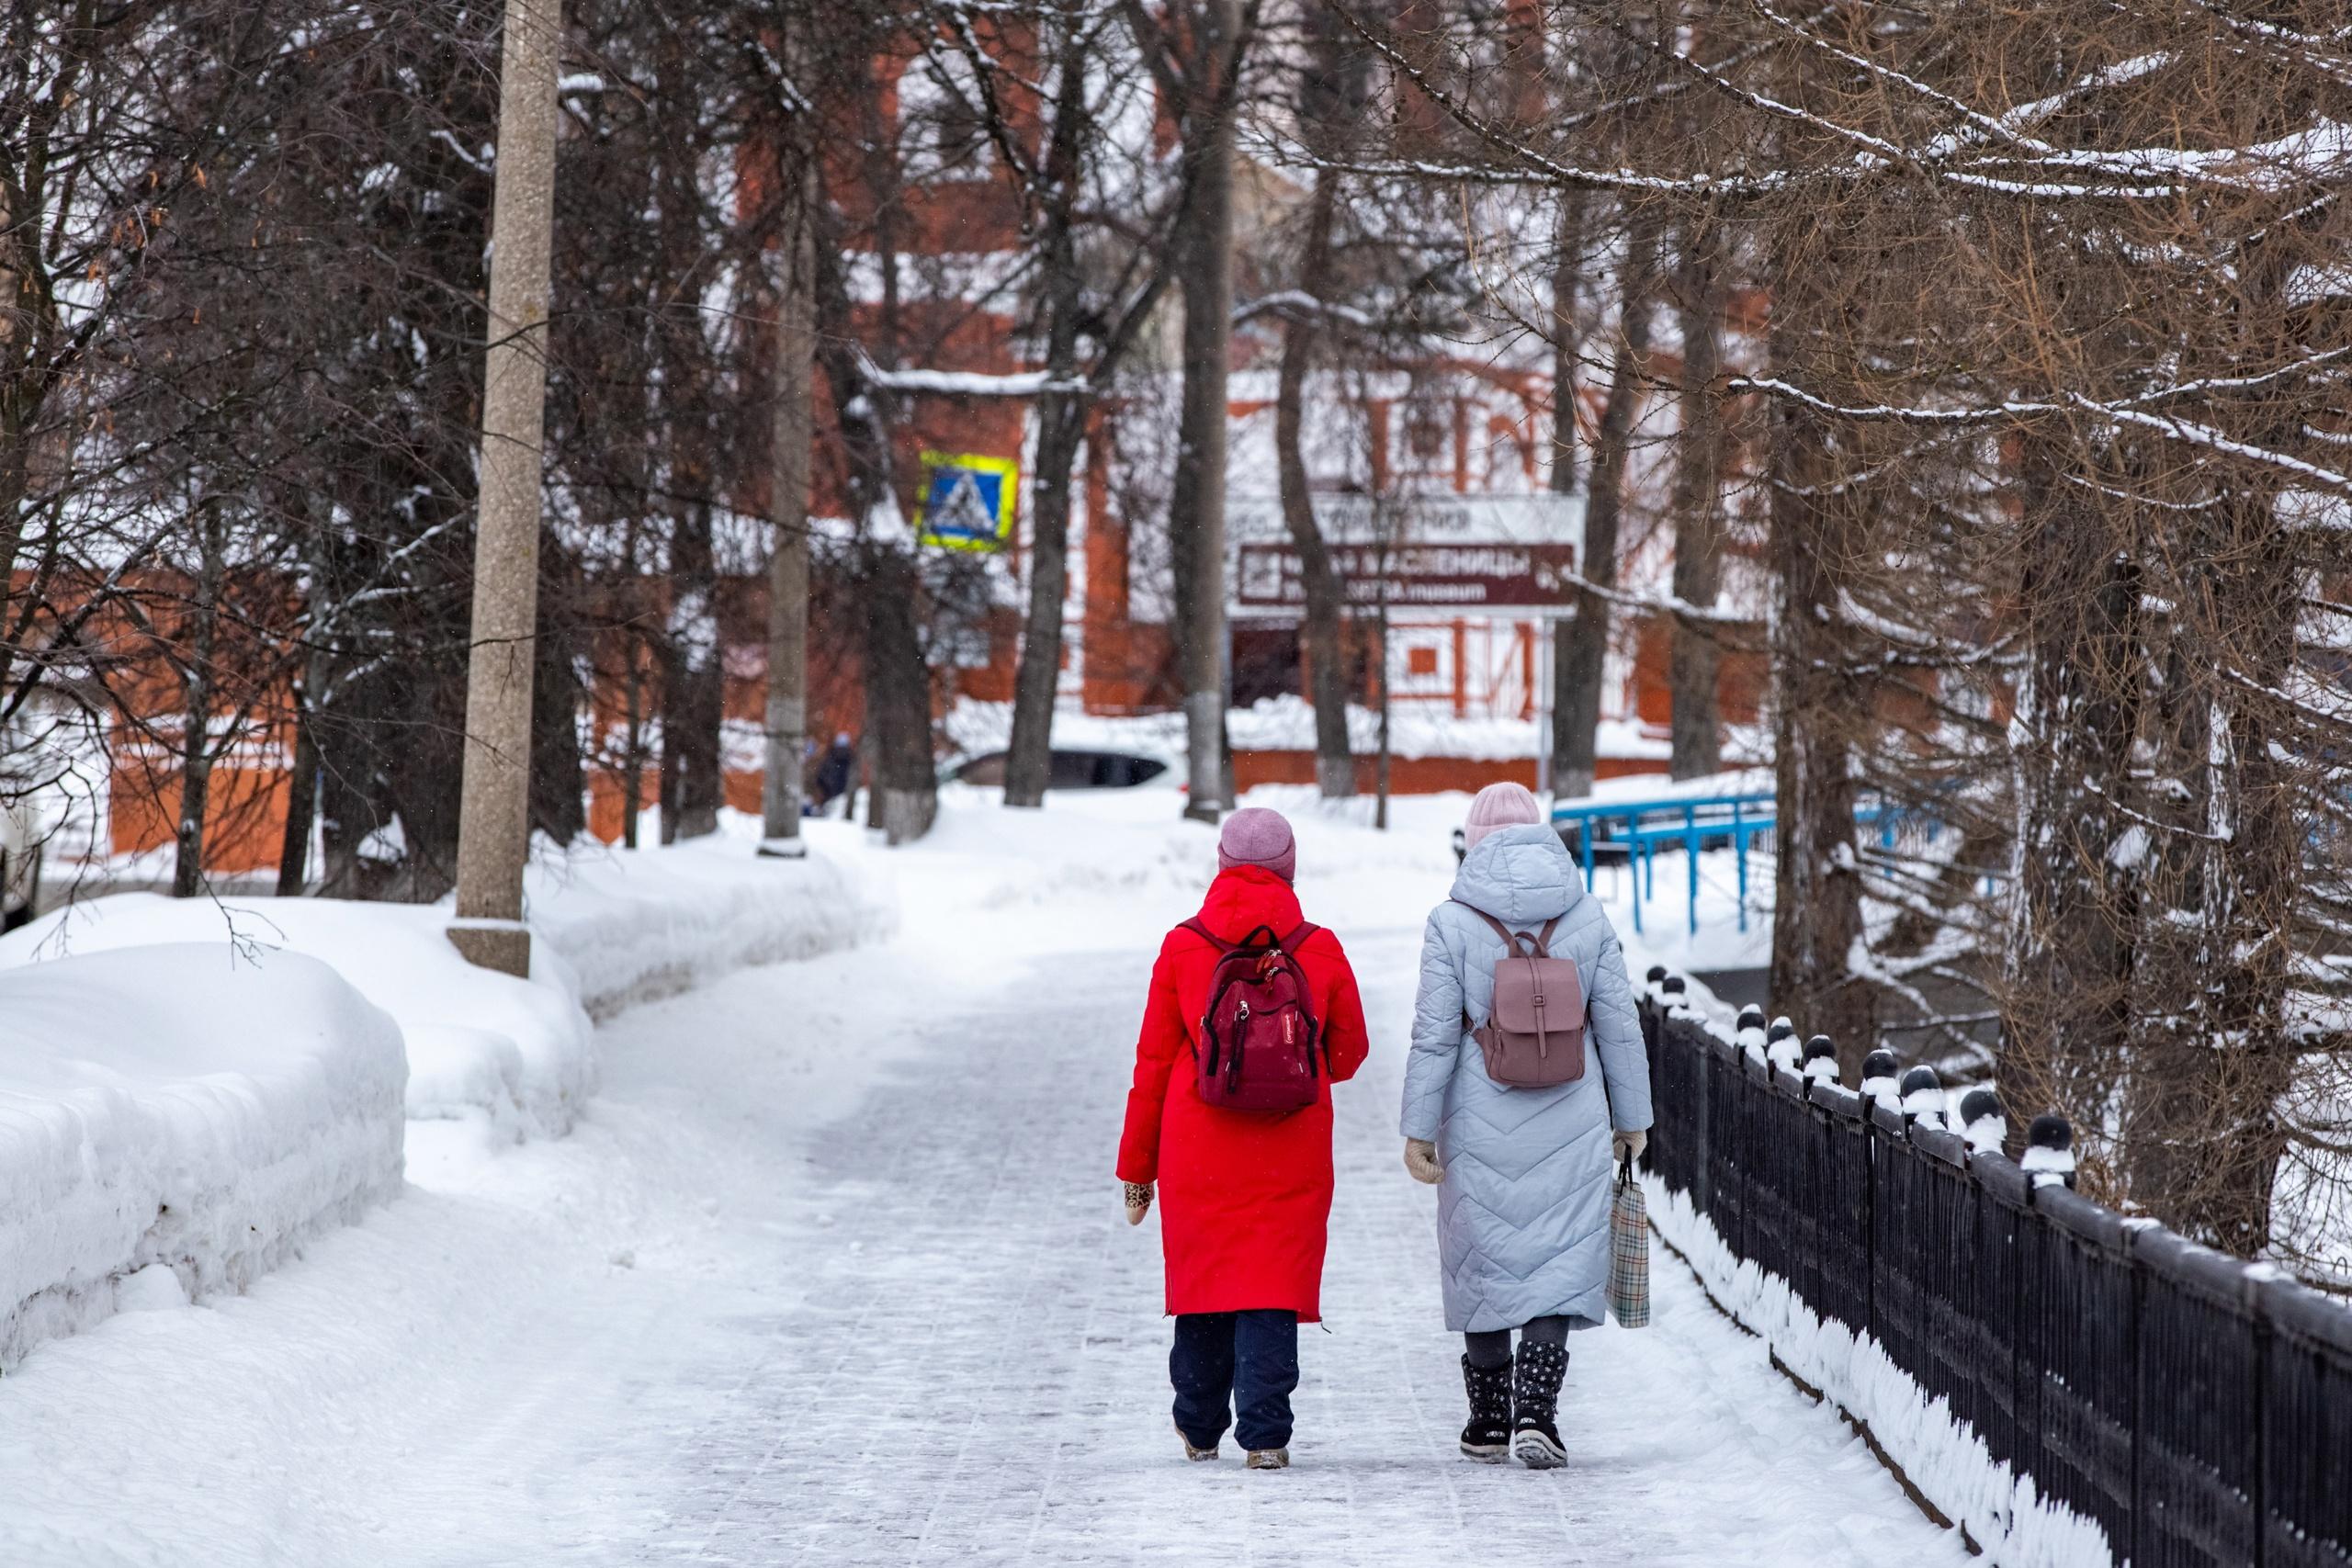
[1124,1180,1153,1225]
[1404,1138,1444,1184]
[1612,1129,1648,1165]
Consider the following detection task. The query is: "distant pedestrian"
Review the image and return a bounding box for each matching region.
[811,732,856,818]
[1117,807,1370,1471]
[1402,781,1653,1468]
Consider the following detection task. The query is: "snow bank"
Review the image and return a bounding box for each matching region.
[942,694,1704,765]
[1552,764,1776,808]
[0,945,405,1369]
[0,895,596,1142]
[0,826,887,1140]
[526,818,888,1020]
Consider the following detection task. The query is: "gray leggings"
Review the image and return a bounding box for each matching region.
[1463,1314,1573,1370]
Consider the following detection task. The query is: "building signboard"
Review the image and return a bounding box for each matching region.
[1224,492,1582,615]
[1234,540,1579,611]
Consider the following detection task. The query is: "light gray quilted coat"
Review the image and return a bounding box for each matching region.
[1401,822,1652,1333]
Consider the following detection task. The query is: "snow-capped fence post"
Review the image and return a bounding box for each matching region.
[1632,979,2352,1566]
[1640,971,1706,1205]
[2022,1113,2076,1190]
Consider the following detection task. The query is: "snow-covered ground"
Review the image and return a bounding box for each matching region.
[0,947,404,1369]
[0,789,1964,1566]
[944,694,1770,770]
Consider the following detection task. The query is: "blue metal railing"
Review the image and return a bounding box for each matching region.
[1551,790,1774,937]
[1550,787,1984,936]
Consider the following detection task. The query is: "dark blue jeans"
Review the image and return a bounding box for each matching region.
[1171,1310,1300,1452]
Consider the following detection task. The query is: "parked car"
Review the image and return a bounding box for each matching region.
[949,748,1171,791]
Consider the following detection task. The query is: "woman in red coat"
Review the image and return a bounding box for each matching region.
[1117,807,1369,1470]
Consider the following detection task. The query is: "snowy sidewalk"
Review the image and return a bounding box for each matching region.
[644,920,1965,1567]
[0,796,1970,1566]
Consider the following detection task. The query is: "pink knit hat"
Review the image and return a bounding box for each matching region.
[1217,807,1296,883]
[1463,782,1543,851]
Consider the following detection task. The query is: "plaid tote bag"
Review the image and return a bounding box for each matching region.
[1609,1156,1651,1327]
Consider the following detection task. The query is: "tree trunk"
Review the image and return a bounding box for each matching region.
[621,624,646,851]
[1275,183,1353,800]
[1547,191,1586,502]
[1004,30,1094,811]
[1277,7,1356,800]
[1171,0,1239,822]
[1999,438,2140,1144]
[530,540,584,845]
[864,542,936,843]
[1374,548,1393,829]
[1005,396,1085,808]
[171,505,226,899]
[2124,485,2301,1253]
[1668,220,1726,782]
[660,499,724,843]
[315,709,364,897]
[808,220,935,844]
[1766,401,1873,1077]
[276,675,320,896]
[1552,213,1658,800]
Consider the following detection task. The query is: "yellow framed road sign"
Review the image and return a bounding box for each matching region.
[914,451,1020,551]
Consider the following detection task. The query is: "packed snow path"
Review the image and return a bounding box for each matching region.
[646,930,1962,1567]
[0,801,1968,1566]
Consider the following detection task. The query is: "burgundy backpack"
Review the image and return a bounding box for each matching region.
[1183,919,1325,1113]
[1454,901,1586,1089]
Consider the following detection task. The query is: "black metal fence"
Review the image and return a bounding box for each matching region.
[1638,990,2352,1568]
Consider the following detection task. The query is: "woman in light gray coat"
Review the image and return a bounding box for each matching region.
[1401,782,1652,1468]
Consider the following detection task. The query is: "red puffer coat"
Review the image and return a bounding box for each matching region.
[1116,866,1370,1322]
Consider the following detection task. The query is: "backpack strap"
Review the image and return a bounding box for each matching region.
[1186,919,1318,953]
[1181,918,1231,953]
[1451,898,1546,957]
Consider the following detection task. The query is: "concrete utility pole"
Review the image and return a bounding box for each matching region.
[759,180,814,859]
[1179,0,1239,824]
[450,0,562,976]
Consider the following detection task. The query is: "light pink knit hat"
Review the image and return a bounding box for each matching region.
[1463,782,1543,851]
[1217,807,1297,883]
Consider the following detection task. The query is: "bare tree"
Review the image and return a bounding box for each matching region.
[1666,213,1726,782]
[1131,0,1258,821]
[1551,209,1657,799]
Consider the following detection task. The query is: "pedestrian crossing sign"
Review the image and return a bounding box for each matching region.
[915,451,1019,551]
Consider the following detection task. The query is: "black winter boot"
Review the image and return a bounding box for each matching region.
[1458,1356,1513,1462]
[1511,1343,1568,1469]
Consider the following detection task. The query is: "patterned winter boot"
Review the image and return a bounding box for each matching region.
[1511,1343,1569,1469]
[1459,1356,1514,1462]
